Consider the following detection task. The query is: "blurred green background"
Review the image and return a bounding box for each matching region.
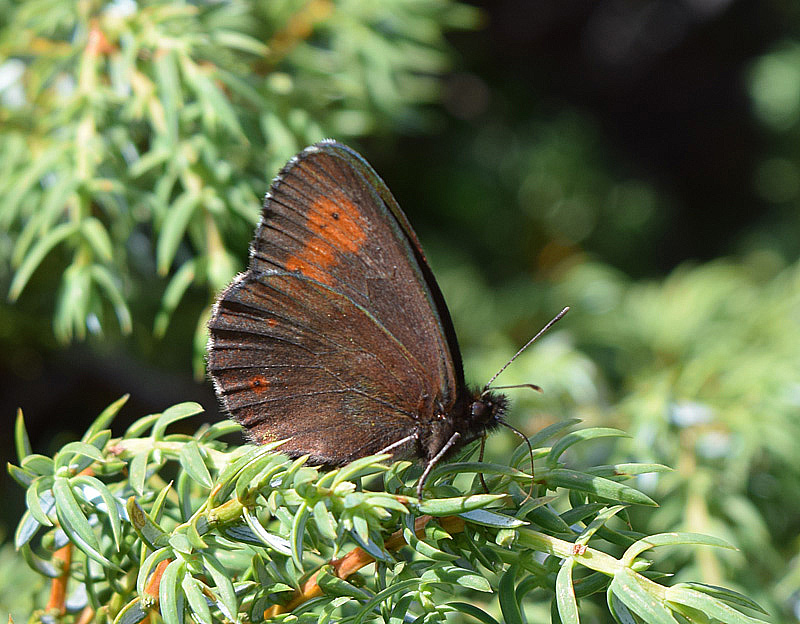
[1,0,799,621]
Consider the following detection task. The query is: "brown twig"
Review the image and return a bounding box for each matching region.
[130,558,173,624]
[45,543,72,614]
[75,606,95,624]
[86,19,114,57]
[47,467,99,615]
[265,515,465,618]
[145,559,172,602]
[261,0,333,68]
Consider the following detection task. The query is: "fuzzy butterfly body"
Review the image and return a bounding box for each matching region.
[207,141,508,495]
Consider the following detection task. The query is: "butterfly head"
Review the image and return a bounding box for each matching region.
[468,389,509,431]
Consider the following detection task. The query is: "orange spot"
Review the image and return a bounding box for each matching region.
[267,318,278,327]
[284,195,367,283]
[309,196,366,253]
[249,375,270,394]
[285,256,335,284]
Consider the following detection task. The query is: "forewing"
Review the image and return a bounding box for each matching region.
[249,141,462,401]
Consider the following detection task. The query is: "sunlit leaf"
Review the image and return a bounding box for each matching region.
[556,558,580,624]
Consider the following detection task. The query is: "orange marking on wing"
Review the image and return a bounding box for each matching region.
[285,256,335,284]
[249,375,270,394]
[284,194,367,284]
[308,196,366,253]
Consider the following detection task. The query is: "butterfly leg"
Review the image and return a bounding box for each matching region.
[378,434,417,456]
[416,431,461,499]
[499,421,537,502]
[478,436,489,493]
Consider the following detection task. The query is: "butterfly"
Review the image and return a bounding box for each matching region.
[207,140,564,497]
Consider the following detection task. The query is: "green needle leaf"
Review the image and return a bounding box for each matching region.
[556,558,580,624]
[158,559,185,624]
[610,568,679,624]
[498,565,524,624]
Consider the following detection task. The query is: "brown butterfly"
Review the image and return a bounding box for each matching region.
[207,141,565,497]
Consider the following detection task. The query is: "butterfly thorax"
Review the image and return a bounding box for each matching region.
[419,388,508,462]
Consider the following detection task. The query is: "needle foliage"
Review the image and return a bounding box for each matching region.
[2,1,797,623]
[0,0,477,371]
[9,398,769,624]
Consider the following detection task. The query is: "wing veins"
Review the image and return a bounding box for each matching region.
[265,279,437,394]
[265,190,375,275]
[215,294,424,405]
[254,217,372,299]
[230,386,416,420]
[207,363,326,372]
[293,157,363,202]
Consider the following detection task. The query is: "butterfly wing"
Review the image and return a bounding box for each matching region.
[207,141,464,463]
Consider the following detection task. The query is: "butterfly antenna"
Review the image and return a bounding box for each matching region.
[500,421,536,502]
[484,307,569,390]
[482,383,543,397]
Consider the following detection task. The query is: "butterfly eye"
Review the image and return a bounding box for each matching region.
[471,401,489,420]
